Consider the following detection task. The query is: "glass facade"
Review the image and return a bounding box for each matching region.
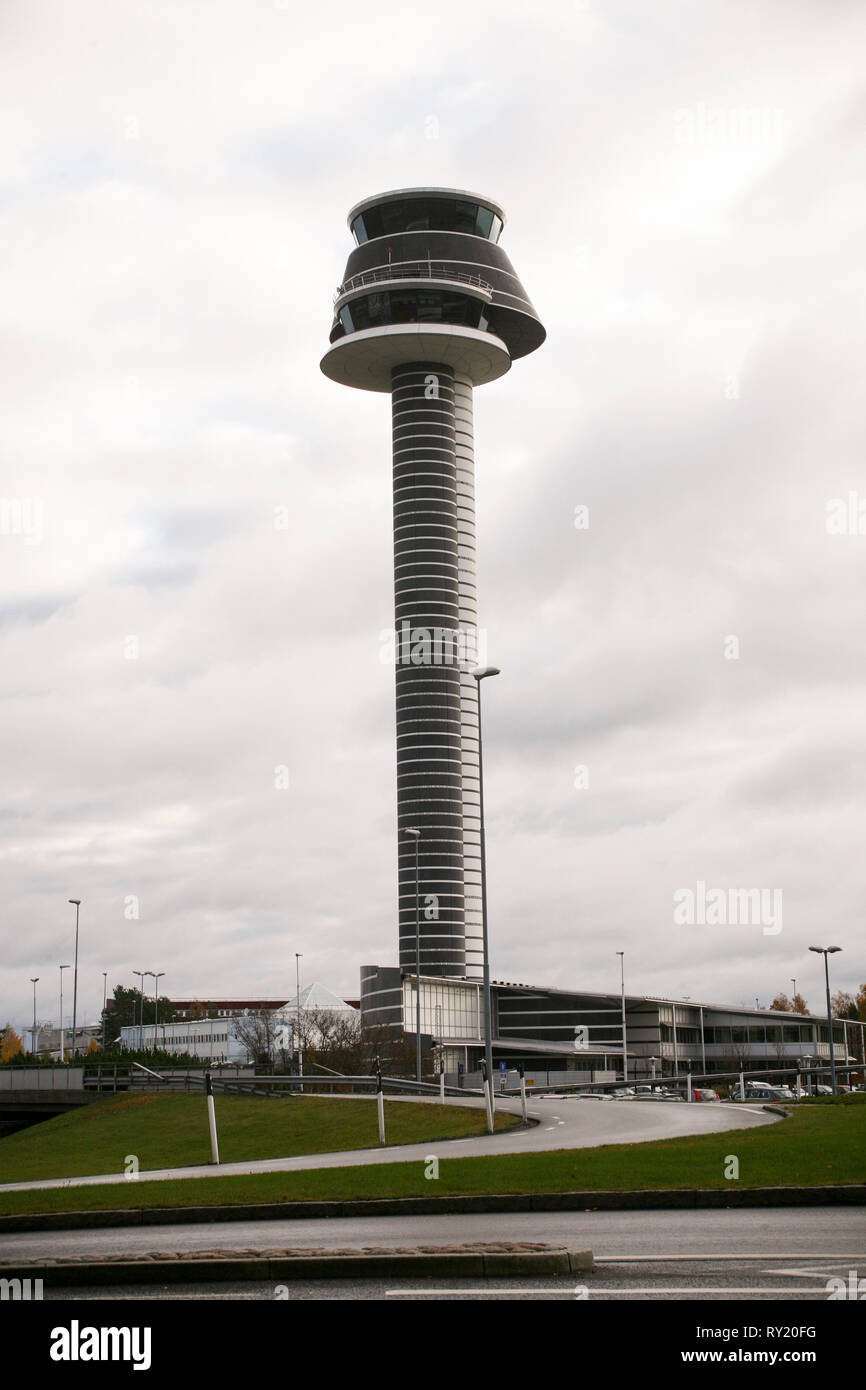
[336,288,490,338]
[352,198,503,244]
[403,978,485,1040]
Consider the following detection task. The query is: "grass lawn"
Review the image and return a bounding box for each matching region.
[0,1094,518,1184]
[0,1100,862,1218]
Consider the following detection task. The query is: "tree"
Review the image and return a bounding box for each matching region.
[770,990,808,1014]
[101,984,175,1047]
[231,1010,284,1068]
[0,1024,23,1062]
[832,991,858,1021]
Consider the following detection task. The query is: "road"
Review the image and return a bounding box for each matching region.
[8,1210,864,1301]
[0,1095,778,1193]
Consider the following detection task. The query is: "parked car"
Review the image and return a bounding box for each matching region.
[691,1088,720,1102]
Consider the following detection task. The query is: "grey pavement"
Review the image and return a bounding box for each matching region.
[0,1094,778,1194]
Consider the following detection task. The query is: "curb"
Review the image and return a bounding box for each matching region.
[0,1185,862,1233]
[0,1246,594,1286]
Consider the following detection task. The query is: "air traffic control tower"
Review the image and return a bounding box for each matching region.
[321,188,545,992]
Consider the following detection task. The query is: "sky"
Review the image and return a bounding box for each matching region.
[1,0,864,1037]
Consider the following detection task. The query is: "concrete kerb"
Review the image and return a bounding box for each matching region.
[0,1246,593,1286]
[0,1185,863,1235]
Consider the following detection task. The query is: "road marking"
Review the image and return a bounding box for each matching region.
[767,1263,861,1279]
[594,1253,866,1263]
[386,1287,832,1297]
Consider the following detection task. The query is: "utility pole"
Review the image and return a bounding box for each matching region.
[68,899,81,1056]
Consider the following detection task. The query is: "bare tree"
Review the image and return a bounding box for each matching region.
[231,1010,283,1068]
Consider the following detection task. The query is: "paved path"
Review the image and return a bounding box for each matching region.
[0,1095,777,1194]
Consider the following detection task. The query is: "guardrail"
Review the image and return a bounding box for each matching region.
[335,260,493,303]
[0,1065,483,1100]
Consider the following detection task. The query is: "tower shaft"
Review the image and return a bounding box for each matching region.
[393,362,482,977]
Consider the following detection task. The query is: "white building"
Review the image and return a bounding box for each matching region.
[119,1016,248,1064]
[119,983,359,1063]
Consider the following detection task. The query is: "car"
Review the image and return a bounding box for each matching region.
[575,1091,613,1100]
[691,1088,720,1102]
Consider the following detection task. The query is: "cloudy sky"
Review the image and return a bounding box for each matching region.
[2,0,864,1037]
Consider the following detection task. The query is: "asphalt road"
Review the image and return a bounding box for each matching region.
[13,1210,864,1302]
[0,1095,777,1193]
[3,1206,863,1263]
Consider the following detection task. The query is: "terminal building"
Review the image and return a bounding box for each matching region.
[360,969,863,1087]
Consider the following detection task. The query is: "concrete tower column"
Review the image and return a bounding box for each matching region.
[392,361,465,975]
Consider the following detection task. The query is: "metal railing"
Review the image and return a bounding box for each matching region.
[335,260,493,303]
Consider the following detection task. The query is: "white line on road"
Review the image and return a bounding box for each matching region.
[594,1253,866,1263]
[385,1287,834,1297]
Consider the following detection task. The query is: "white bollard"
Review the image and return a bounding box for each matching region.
[687,1071,692,1102]
[375,1059,386,1145]
[206,1073,220,1165]
[520,1073,527,1123]
[739,1070,745,1102]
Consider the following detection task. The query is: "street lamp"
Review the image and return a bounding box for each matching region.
[59,965,70,1062]
[29,977,39,1056]
[616,951,627,1082]
[295,953,303,1081]
[133,971,146,1051]
[402,827,422,1084]
[473,665,500,1132]
[150,973,164,1053]
[101,972,108,1052]
[790,978,797,1009]
[68,899,80,1057]
[809,946,842,1094]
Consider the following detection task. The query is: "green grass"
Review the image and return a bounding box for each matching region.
[0,1094,518,1184]
[0,1101,862,1218]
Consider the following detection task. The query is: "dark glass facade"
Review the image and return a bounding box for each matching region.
[352,197,503,245]
[334,289,490,340]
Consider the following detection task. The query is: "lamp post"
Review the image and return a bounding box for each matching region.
[59,965,70,1061]
[30,977,39,1056]
[101,972,108,1052]
[133,971,146,1051]
[151,973,164,1053]
[616,951,627,1082]
[295,953,303,1083]
[791,978,797,1009]
[809,946,841,1094]
[68,899,80,1057]
[403,827,422,1084]
[473,665,500,1132]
